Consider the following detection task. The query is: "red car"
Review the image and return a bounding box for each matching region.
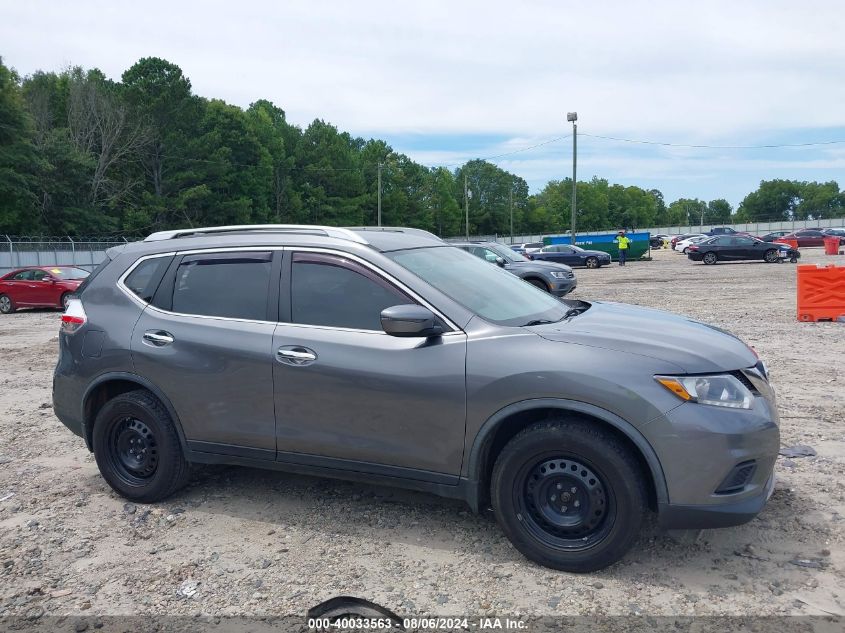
[780,229,827,247]
[0,266,90,314]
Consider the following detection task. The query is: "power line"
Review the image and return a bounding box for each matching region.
[579,133,845,149]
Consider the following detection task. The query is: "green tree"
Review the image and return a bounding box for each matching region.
[705,198,733,224]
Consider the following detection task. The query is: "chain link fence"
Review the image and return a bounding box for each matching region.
[1,236,130,275]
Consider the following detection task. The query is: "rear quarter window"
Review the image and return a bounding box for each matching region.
[123,256,173,303]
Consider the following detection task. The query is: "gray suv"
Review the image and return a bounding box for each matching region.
[454,241,576,296]
[53,225,779,572]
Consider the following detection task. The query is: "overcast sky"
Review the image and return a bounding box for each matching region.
[3,0,844,205]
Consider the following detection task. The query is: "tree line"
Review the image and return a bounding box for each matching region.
[1,56,843,238]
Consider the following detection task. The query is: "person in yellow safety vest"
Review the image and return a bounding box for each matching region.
[615,230,632,266]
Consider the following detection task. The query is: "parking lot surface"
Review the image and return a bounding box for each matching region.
[0,247,843,619]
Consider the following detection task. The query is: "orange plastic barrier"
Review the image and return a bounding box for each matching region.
[797,264,845,322]
[784,238,799,249]
[824,236,841,255]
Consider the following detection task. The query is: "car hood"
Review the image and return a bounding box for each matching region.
[510,260,573,273]
[528,301,757,373]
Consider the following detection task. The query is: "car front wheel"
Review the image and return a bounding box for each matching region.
[703,252,718,265]
[585,257,599,269]
[92,389,190,503]
[763,249,780,263]
[491,418,647,572]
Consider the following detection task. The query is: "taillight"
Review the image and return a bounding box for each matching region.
[61,298,86,334]
[689,245,699,251]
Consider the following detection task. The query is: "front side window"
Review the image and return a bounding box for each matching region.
[389,246,571,327]
[172,251,272,320]
[291,252,412,330]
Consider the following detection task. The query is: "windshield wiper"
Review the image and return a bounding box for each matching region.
[563,307,589,319]
[523,319,557,326]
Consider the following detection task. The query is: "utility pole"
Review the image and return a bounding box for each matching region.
[509,187,514,243]
[567,112,578,245]
[377,162,382,227]
[464,172,470,240]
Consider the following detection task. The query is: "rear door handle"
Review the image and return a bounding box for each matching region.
[142,330,174,346]
[276,346,317,366]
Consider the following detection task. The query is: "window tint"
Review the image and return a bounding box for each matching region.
[172,252,272,320]
[12,270,34,280]
[291,253,411,330]
[734,237,755,245]
[124,257,173,303]
[32,270,49,281]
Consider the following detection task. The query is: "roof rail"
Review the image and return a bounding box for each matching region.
[144,224,369,244]
[346,226,443,241]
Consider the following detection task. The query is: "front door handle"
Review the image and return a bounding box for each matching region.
[276,346,317,366]
[142,330,174,346]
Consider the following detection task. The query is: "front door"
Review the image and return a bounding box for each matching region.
[130,250,279,459]
[272,250,467,478]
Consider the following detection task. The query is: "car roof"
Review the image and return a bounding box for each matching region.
[121,224,447,257]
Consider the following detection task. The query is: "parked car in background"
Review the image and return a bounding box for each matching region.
[0,266,90,314]
[670,233,700,249]
[759,230,792,242]
[650,234,670,248]
[455,241,576,296]
[673,235,708,253]
[780,229,827,247]
[687,236,799,264]
[513,241,545,254]
[530,243,612,268]
[822,228,845,244]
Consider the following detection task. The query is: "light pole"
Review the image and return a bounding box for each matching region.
[377,162,383,227]
[464,172,470,240]
[567,112,578,245]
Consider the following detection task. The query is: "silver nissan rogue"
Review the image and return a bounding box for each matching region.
[53,225,779,572]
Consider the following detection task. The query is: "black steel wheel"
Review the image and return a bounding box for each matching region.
[585,257,599,269]
[491,418,647,572]
[93,389,190,502]
[703,251,718,265]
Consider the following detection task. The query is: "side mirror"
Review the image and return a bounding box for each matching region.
[380,304,442,338]
[494,256,506,267]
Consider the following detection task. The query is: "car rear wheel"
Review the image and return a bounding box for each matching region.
[92,389,190,503]
[703,252,718,265]
[526,278,550,292]
[763,249,780,263]
[491,418,647,572]
[0,294,14,314]
[60,292,72,309]
[585,257,599,269]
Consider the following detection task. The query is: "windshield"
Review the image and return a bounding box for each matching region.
[488,243,528,263]
[389,247,572,326]
[46,267,90,279]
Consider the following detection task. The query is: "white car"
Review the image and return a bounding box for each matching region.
[674,235,709,253]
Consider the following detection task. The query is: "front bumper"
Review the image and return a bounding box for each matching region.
[645,373,780,529]
[549,279,577,296]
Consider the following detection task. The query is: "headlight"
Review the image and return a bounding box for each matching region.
[655,374,753,409]
[549,271,570,279]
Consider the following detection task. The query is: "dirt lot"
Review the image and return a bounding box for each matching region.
[0,247,843,623]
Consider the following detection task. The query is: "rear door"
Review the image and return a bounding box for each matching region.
[271,249,467,479]
[129,249,281,459]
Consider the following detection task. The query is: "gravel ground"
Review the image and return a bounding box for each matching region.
[0,247,843,624]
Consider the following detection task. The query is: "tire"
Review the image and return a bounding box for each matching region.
[92,389,190,503]
[60,292,72,309]
[790,257,798,264]
[526,278,550,292]
[585,257,599,269]
[491,418,647,572]
[763,249,779,263]
[682,247,689,255]
[0,294,14,314]
[702,252,718,265]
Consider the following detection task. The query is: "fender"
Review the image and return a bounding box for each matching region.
[81,371,189,453]
[464,398,669,511]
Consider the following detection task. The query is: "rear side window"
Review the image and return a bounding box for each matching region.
[291,253,411,330]
[124,256,172,303]
[172,252,272,320]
